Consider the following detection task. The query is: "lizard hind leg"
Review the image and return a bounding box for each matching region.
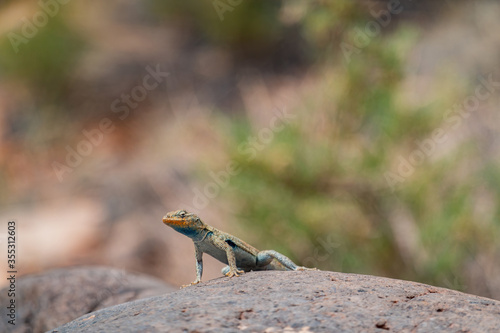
[256,250,299,270]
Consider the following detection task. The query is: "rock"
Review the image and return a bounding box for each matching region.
[49,271,500,332]
[0,266,175,333]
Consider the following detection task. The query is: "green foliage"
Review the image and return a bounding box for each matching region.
[202,3,500,293]
[0,15,85,103]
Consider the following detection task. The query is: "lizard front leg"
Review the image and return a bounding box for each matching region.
[182,243,203,288]
[219,241,244,278]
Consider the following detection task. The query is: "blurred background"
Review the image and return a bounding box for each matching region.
[1,0,499,299]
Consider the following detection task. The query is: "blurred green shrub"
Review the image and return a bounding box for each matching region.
[199,2,500,296]
[0,14,85,104]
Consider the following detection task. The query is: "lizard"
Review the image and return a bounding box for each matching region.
[162,209,315,286]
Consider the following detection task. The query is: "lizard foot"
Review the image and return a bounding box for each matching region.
[225,269,244,278]
[295,266,318,271]
[181,280,201,288]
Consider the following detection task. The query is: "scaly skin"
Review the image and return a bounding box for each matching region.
[163,210,315,287]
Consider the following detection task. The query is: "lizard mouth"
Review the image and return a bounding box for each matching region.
[163,216,188,227]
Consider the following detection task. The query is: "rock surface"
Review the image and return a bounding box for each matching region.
[0,266,175,333]
[49,270,500,333]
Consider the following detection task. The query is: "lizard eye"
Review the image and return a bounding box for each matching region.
[179,211,186,218]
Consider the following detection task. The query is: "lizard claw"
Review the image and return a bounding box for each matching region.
[225,269,244,278]
[181,280,201,288]
[296,266,318,271]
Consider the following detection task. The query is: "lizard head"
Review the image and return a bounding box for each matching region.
[162,210,205,236]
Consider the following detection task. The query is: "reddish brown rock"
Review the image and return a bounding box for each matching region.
[49,270,500,332]
[0,266,175,333]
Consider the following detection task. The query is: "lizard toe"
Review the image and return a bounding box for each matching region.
[295,266,318,271]
[181,280,201,288]
[225,270,245,278]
